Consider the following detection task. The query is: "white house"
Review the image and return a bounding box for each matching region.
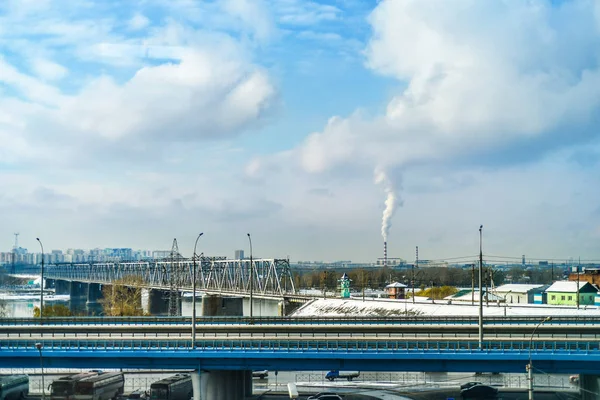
[494,284,547,304]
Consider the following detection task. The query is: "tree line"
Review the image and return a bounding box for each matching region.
[294,265,563,292]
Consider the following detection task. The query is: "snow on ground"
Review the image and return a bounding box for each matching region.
[292,297,600,317]
[8,274,39,280]
[0,293,69,301]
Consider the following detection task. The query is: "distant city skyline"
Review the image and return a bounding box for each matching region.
[2,1,600,262]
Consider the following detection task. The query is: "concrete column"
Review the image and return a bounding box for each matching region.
[580,375,600,400]
[86,283,103,315]
[201,296,243,317]
[280,299,302,316]
[202,371,249,400]
[144,289,170,316]
[70,281,88,299]
[55,280,71,295]
[192,370,200,400]
[243,370,252,397]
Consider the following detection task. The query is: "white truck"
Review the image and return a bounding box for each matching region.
[325,370,360,381]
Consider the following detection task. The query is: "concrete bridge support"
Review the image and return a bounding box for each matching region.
[69,281,88,299]
[55,280,70,295]
[86,283,103,315]
[192,370,252,400]
[202,296,243,317]
[580,375,600,400]
[279,298,303,316]
[142,289,175,316]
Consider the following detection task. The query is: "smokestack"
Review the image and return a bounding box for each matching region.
[384,241,387,268]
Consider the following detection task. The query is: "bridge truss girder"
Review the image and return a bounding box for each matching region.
[44,258,296,296]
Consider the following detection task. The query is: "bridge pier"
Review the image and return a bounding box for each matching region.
[142,289,177,316]
[580,375,600,400]
[69,281,88,299]
[55,280,70,295]
[279,298,302,316]
[69,281,88,314]
[86,283,103,315]
[202,296,243,317]
[193,370,251,400]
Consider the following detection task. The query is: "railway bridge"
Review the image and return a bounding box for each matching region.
[40,258,306,316]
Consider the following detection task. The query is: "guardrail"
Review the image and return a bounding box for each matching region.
[2,315,600,326]
[1,337,599,352]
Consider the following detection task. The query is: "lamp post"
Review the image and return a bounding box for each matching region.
[528,316,552,400]
[35,342,45,400]
[413,246,418,303]
[36,238,44,323]
[247,233,253,323]
[478,225,483,350]
[191,232,204,349]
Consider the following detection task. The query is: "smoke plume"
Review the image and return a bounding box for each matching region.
[374,167,402,242]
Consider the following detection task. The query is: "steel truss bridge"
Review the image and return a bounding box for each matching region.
[1,318,600,374]
[43,258,297,297]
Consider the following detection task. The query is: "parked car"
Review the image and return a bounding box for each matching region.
[311,396,342,400]
[252,370,269,379]
[307,392,341,400]
[460,381,482,390]
[460,384,498,399]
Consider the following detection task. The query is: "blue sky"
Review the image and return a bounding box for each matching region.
[2,0,600,263]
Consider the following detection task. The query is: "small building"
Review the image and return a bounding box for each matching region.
[569,267,600,286]
[385,282,407,299]
[545,281,598,306]
[494,284,547,304]
[444,289,504,304]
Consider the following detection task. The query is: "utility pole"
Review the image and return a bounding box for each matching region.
[191,232,203,349]
[247,233,254,323]
[413,246,418,303]
[471,261,475,305]
[478,225,484,350]
[577,257,580,310]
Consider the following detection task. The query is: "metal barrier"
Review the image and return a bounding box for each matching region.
[2,315,600,326]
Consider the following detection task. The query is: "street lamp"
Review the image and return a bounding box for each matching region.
[35,343,45,400]
[478,225,483,350]
[247,233,253,323]
[192,232,204,349]
[413,246,418,303]
[528,316,552,400]
[36,238,44,323]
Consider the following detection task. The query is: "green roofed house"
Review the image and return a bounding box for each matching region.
[545,281,598,306]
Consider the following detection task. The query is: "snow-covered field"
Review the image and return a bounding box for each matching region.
[0,293,69,301]
[292,297,600,317]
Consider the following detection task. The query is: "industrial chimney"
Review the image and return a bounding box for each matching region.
[384,241,388,268]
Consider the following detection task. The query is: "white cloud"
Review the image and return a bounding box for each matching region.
[128,13,150,31]
[222,0,275,42]
[29,57,67,81]
[275,0,341,26]
[254,0,600,178]
[53,48,275,141]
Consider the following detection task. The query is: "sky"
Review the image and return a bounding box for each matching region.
[2,0,600,263]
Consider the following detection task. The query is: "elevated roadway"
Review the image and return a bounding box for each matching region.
[0,318,599,375]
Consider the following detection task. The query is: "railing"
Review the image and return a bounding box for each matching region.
[1,338,599,353]
[2,315,600,326]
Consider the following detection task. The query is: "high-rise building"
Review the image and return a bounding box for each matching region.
[235,250,245,260]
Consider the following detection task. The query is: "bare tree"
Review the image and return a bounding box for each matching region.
[102,276,147,316]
